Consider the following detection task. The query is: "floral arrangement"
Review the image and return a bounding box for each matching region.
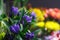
[0,0,37,40]
[30,8,60,40]
[0,0,60,40]
[45,31,60,40]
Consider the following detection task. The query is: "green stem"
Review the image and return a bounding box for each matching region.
[9,18,14,24]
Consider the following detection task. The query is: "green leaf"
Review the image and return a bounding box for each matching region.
[14,34,22,40]
[9,18,14,24]
[32,38,38,40]
[0,10,2,15]
[0,32,6,40]
[20,8,25,20]
[0,21,11,33]
[1,13,7,18]
[0,16,3,21]
[17,0,21,2]
[0,0,3,15]
[34,29,42,37]
[37,38,42,40]
[20,24,23,32]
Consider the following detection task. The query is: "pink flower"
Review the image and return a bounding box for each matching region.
[44,13,48,18]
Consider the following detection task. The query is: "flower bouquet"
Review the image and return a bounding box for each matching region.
[0,0,39,40]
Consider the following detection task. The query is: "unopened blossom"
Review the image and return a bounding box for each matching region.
[10,24,20,34]
[23,15,32,23]
[12,6,19,15]
[25,32,34,39]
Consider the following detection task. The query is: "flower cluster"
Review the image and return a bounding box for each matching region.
[25,32,34,39]
[31,8,60,40]
[33,8,45,21]
[0,6,36,40]
[45,8,60,20]
[45,31,60,40]
[9,6,36,39]
[45,21,60,31]
[36,21,60,31]
[1,0,60,40]
[33,8,60,30]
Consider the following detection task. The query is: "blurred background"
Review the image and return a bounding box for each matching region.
[28,0,60,8]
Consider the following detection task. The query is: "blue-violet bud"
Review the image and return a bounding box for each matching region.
[25,32,34,39]
[12,6,19,15]
[31,12,36,19]
[10,24,20,34]
[23,15,32,23]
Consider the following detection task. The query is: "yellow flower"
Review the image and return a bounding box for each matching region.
[59,25,60,30]
[45,21,60,31]
[33,8,45,21]
[33,8,41,17]
[37,16,45,21]
[36,22,45,28]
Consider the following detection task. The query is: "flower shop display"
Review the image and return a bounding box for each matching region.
[0,0,60,40]
[31,8,60,40]
[0,6,36,40]
[45,31,60,40]
[0,0,37,40]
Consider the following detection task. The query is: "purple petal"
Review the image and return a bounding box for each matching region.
[12,6,19,15]
[10,24,20,33]
[23,15,32,23]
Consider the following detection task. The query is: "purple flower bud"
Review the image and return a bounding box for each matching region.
[10,24,20,34]
[25,32,34,39]
[12,6,19,15]
[23,15,32,23]
[31,12,36,19]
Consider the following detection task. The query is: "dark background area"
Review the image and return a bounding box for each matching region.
[28,0,60,8]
